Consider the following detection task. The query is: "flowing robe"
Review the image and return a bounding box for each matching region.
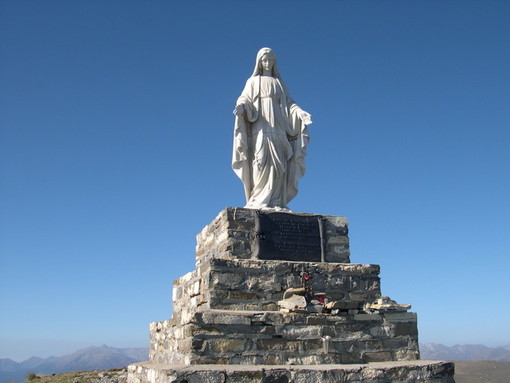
[232,75,309,209]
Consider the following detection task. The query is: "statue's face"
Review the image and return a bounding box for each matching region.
[260,54,274,73]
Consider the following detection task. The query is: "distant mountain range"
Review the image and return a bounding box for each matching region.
[1,343,510,383]
[420,343,510,362]
[0,345,147,383]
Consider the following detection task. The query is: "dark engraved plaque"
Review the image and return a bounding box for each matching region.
[254,211,325,262]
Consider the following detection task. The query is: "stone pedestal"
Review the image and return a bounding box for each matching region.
[128,208,455,382]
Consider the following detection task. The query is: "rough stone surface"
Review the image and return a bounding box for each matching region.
[128,360,455,383]
[149,309,420,365]
[278,294,307,311]
[170,258,381,326]
[195,208,350,267]
[128,208,454,382]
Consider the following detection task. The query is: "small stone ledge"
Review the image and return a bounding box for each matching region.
[128,360,455,383]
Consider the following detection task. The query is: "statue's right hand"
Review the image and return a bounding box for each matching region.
[233,104,245,116]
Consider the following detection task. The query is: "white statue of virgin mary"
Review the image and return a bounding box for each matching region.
[232,48,313,210]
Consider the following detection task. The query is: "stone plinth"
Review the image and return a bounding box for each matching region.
[128,208,455,383]
[196,208,350,267]
[128,360,455,383]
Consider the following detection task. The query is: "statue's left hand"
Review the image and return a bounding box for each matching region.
[233,104,245,116]
[300,111,313,125]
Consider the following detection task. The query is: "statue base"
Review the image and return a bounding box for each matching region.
[127,208,455,382]
[128,360,454,382]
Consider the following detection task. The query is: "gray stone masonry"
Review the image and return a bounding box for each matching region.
[150,310,419,365]
[129,360,455,383]
[170,259,381,328]
[195,208,350,267]
[148,208,419,366]
[128,208,455,382]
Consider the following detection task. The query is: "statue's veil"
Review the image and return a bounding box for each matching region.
[251,47,281,79]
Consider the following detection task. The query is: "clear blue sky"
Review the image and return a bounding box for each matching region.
[1,1,509,362]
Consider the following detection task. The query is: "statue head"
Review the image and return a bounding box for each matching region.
[252,47,281,78]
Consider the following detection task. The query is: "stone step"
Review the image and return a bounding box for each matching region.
[150,310,419,366]
[128,360,455,383]
[172,258,381,326]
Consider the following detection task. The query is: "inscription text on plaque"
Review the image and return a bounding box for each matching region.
[254,212,325,262]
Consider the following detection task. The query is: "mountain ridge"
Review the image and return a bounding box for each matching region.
[420,342,510,361]
[0,345,147,383]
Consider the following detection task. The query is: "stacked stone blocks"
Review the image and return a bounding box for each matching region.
[149,208,419,366]
[129,361,455,383]
[195,208,350,267]
[129,208,454,382]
